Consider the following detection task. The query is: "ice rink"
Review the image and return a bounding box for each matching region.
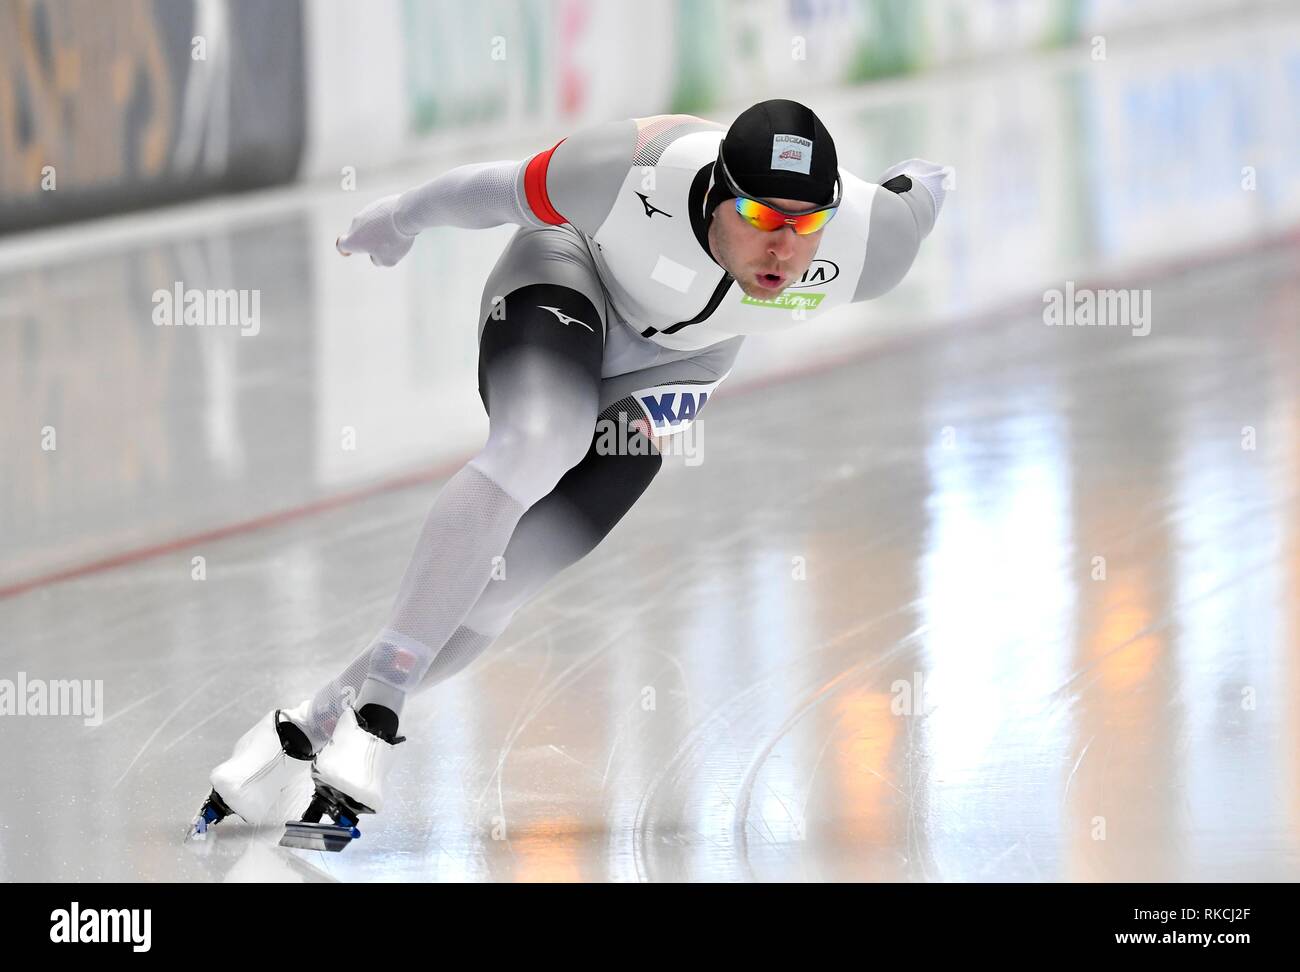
[1,8,1298,882]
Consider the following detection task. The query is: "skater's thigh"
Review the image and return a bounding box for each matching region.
[473,225,609,486]
[476,224,608,419]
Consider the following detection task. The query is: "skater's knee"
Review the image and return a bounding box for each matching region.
[474,418,592,503]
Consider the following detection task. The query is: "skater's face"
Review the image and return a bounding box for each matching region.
[708,197,825,300]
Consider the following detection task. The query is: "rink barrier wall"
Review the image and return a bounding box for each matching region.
[0,0,1275,232]
[0,0,306,234]
[366,0,1272,172]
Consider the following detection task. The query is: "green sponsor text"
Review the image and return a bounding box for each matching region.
[740,291,826,310]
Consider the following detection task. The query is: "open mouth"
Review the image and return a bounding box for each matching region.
[755,271,786,291]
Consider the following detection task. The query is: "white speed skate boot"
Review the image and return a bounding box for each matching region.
[188,700,318,840]
[280,703,404,853]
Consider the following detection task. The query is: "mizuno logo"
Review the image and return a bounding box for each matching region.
[635,192,673,219]
[538,305,595,331]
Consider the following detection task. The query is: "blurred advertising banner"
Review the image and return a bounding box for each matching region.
[0,0,305,233]
[0,0,1274,227]
[398,0,1266,137]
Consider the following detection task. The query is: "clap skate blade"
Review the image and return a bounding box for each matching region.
[188,789,234,840]
[280,784,369,852]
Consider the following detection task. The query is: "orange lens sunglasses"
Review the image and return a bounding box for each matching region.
[718,153,841,235]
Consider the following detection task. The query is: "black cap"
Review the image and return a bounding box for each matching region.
[704,99,838,229]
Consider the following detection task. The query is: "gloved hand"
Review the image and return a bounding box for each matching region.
[336,194,416,267]
[877,159,953,221]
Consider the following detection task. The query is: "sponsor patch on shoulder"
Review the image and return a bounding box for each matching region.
[771,134,812,174]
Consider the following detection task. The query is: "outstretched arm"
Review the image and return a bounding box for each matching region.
[336,118,636,268]
[336,158,547,267]
[853,158,952,301]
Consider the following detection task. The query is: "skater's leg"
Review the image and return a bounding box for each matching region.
[281,238,609,845]
[299,336,744,737]
[297,228,608,743]
[300,409,660,737]
[415,340,746,691]
[348,282,604,720]
[419,412,664,687]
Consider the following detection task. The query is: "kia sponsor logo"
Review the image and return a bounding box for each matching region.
[787,259,839,289]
